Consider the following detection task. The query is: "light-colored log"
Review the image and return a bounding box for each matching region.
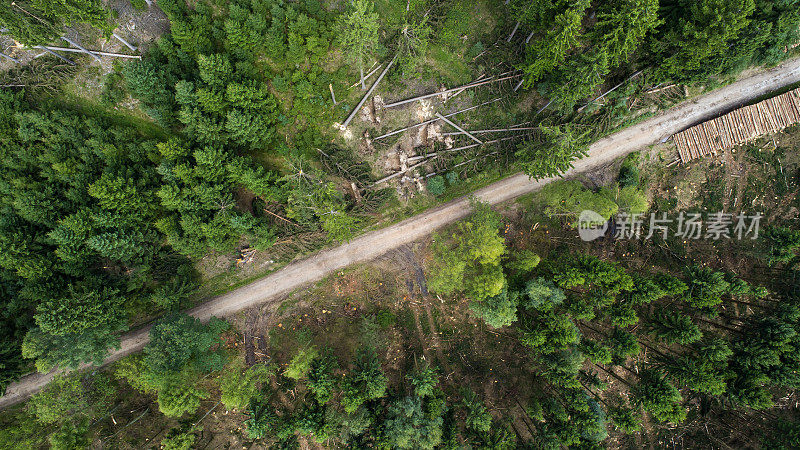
[112,33,137,51]
[62,36,101,62]
[36,46,74,65]
[40,46,142,59]
[341,54,397,129]
[373,98,501,140]
[435,113,483,144]
[383,73,522,109]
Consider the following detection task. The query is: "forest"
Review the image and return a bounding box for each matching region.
[0,0,799,448]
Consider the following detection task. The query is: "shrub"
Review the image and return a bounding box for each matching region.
[161,430,196,450]
[220,361,273,410]
[427,175,446,196]
[284,346,319,380]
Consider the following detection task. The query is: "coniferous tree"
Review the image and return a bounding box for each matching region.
[339,0,380,89]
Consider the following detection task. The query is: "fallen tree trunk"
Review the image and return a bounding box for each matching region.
[0,52,19,64]
[383,73,522,109]
[62,36,101,62]
[35,46,74,65]
[435,113,483,144]
[373,97,502,140]
[37,46,141,59]
[440,126,539,136]
[341,54,397,129]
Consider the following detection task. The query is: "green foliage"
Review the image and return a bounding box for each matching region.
[469,288,520,328]
[462,390,492,433]
[520,0,590,85]
[307,351,339,404]
[144,314,229,376]
[158,380,209,417]
[130,0,148,10]
[339,0,380,88]
[284,346,319,380]
[666,355,727,396]
[27,374,86,424]
[0,92,200,378]
[115,314,230,418]
[155,139,278,256]
[721,0,800,72]
[48,418,89,450]
[408,363,439,398]
[599,184,649,215]
[427,175,446,196]
[115,354,161,394]
[648,309,702,344]
[505,250,541,275]
[0,0,113,46]
[654,0,755,80]
[762,226,800,266]
[383,394,445,449]
[633,369,686,423]
[539,180,619,226]
[220,361,273,410]
[428,201,507,307]
[618,152,641,188]
[682,266,758,308]
[522,277,566,312]
[520,310,580,352]
[608,327,640,364]
[100,71,127,106]
[24,284,127,372]
[280,156,357,242]
[609,405,641,433]
[161,430,197,450]
[340,346,387,413]
[519,0,660,111]
[516,125,589,179]
[244,399,277,439]
[580,339,612,365]
[396,15,433,75]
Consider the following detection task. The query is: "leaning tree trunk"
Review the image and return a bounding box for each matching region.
[360,56,365,90]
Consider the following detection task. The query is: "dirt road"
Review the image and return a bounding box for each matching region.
[2,58,800,410]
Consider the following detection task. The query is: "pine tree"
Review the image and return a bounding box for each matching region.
[340,346,387,413]
[339,0,380,89]
[0,0,113,46]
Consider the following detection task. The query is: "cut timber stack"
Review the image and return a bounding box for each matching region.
[673,87,800,163]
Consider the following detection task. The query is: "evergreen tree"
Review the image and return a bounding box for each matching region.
[339,0,381,90]
[0,0,113,46]
[341,346,387,413]
[516,125,589,179]
[633,369,686,423]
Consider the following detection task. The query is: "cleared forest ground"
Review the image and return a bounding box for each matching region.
[1,56,800,410]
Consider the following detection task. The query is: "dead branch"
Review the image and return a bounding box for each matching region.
[112,32,137,51]
[440,126,539,136]
[0,52,20,64]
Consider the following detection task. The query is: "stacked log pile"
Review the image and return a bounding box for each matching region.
[673,87,800,163]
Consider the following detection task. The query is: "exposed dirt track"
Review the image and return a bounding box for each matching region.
[2,57,800,410]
